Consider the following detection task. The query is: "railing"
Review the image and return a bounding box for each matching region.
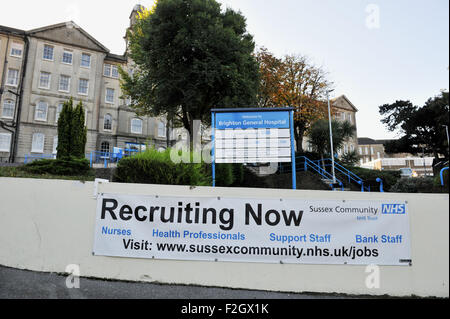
[440,167,449,186]
[24,154,56,164]
[89,149,139,168]
[314,158,371,192]
[279,156,344,191]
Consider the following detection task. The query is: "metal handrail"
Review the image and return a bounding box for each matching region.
[315,158,371,192]
[298,156,344,191]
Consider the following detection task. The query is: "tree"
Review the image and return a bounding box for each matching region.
[307,119,356,168]
[256,48,332,151]
[56,97,86,159]
[71,101,87,158]
[379,91,449,161]
[121,0,260,145]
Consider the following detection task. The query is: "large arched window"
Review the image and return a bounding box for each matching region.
[104,114,112,131]
[131,118,143,134]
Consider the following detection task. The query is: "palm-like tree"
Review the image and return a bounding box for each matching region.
[307,119,356,169]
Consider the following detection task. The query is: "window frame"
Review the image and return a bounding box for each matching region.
[105,88,115,104]
[103,113,113,131]
[55,103,64,124]
[43,44,54,61]
[61,49,73,65]
[38,71,51,90]
[0,133,12,152]
[58,75,71,93]
[81,53,91,68]
[2,99,15,119]
[131,118,143,134]
[78,78,89,95]
[10,42,23,58]
[31,133,45,153]
[6,68,19,87]
[158,121,166,138]
[34,101,48,122]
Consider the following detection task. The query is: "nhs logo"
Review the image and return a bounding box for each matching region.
[382,204,406,215]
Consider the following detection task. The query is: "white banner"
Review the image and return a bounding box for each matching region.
[93,193,411,266]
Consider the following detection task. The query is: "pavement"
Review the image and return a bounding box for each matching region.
[0,264,352,299]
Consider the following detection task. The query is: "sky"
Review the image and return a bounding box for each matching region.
[1,0,448,139]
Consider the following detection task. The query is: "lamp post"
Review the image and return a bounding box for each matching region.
[326,89,336,184]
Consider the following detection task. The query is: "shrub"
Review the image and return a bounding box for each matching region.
[345,166,401,192]
[114,148,210,186]
[21,157,91,176]
[390,177,447,193]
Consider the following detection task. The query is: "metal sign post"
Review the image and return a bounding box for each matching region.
[211,107,296,190]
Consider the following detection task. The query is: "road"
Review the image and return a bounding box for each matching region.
[0,265,351,299]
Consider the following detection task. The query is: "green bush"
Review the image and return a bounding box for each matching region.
[21,157,91,176]
[114,148,210,186]
[345,166,401,192]
[390,177,448,193]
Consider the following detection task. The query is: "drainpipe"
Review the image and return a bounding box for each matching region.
[10,35,29,163]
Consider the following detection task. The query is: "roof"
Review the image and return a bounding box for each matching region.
[0,25,26,36]
[358,138,396,145]
[106,53,127,63]
[331,94,359,112]
[27,21,110,53]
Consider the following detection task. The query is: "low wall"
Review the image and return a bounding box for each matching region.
[0,177,448,297]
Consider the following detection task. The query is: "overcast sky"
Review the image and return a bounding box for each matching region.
[1,0,448,139]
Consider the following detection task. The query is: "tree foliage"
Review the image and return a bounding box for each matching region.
[379,91,449,160]
[57,97,86,159]
[121,0,260,139]
[307,119,356,163]
[255,48,332,151]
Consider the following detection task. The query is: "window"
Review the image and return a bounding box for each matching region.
[103,64,111,77]
[347,113,353,124]
[55,103,63,123]
[104,63,119,78]
[53,136,58,155]
[31,133,45,153]
[111,65,119,78]
[62,50,73,64]
[0,133,12,152]
[2,100,15,119]
[104,114,112,131]
[158,121,166,138]
[370,147,374,155]
[10,42,23,57]
[39,72,51,89]
[105,88,115,104]
[365,147,369,155]
[78,79,89,95]
[35,101,48,121]
[6,69,19,86]
[131,118,143,134]
[81,53,91,68]
[43,45,54,60]
[100,141,110,155]
[58,75,71,92]
[359,147,362,155]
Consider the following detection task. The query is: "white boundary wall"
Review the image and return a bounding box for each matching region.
[0,177,448,297]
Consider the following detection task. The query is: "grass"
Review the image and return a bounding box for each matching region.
[0,165,96,182]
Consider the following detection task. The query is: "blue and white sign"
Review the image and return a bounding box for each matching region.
[212,108,297,189]
[215,111,290,130]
